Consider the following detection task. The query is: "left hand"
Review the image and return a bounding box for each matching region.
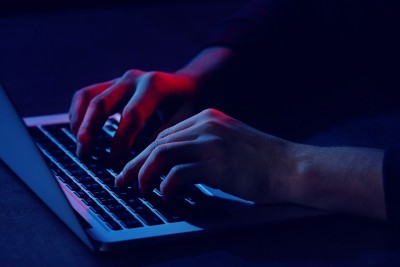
[69,70,199,161]
[115,108,295,203]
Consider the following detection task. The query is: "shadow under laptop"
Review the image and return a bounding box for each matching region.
[89,192,397,266]
[93,214,397,266]
[2,158,396,266]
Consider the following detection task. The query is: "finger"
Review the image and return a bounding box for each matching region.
[138,141,203,194]
[156,108,218,140]
[115,113,209,188]
[111,72,164,162]
[115,133,200,188]
[69,80,115,135]
[130,117,207,174]
[76,76,138,158]
[152,102,195,139]
[160,162,206,203]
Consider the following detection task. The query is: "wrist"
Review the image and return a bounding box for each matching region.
[175,46,234,86]
[256,136,311,205]
[279,142,315,206]
[283,145,386,219]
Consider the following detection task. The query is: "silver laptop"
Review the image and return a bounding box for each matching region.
[0,82,327,252]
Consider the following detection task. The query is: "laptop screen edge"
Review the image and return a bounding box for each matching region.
[0,82,96,251]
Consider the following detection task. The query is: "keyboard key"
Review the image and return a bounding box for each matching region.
[125,197,146,210]
[30,122,192,230]
[90,205,103,214]
[104,203,125,213]
[97,196,116,205]
[100,214,122,231]
[65,183,80,192]
[105,124,117,132]
[112,209,134,220]
[29,127,48,143]
[120,218,142,229]
[146,193,183,223]
[73,189,87,199]
[136,209,164,226]
[96,129,112,149]
[81,195,96,207]
[72,174,94,184]
[90,188,110,198]
[109,118,120,127]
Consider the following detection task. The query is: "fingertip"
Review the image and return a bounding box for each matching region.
[115,173,124,187]
[161,194,172,205]
[138,174,153,197]
[76,142,88,158]
[159,179,173,204]
[137,179,147,196]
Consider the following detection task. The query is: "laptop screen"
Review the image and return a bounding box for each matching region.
[0,82,94,250]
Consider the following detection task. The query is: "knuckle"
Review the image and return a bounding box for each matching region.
[202,118,223,132]
[89,96,106,112]
[169,165,184,178]
[120,70,144,86]
[121,106,142,124]
[152,141,169,156]
[142,71,164,93]
[122,69,141,79]
[73,88,90,102]
[122,70,134,77]
[202,108,219,118]
[156,128,170,139]
[144,71,162,83]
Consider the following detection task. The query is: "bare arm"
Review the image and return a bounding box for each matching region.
[116,109,387,221]
[284,145,386,220]
[176,46,234,84]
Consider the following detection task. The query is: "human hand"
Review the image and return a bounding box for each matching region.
[69,70,199,162]
[115,108,295,204]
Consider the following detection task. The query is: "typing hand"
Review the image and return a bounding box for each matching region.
[69,70,198,162]
[115,108,294,204]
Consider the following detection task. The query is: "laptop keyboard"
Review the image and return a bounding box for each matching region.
[28,118,204,231]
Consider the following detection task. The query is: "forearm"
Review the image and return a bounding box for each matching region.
[175,46,234,87]
[284,144,386,220]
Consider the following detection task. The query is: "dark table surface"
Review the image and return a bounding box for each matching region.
[1,1,400,266]
[1,160,399,267]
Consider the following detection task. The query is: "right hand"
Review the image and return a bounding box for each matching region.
[69,70,199,162]
[116,108,295,204]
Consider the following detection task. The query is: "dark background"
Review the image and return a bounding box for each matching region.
[1,1,400,266]
[0,0,246,117]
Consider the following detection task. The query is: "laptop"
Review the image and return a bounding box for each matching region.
[0,81,327,252]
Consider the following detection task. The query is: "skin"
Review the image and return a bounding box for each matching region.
[70,46,387,221]
[69,47,234,162]
[115,108,386,221]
